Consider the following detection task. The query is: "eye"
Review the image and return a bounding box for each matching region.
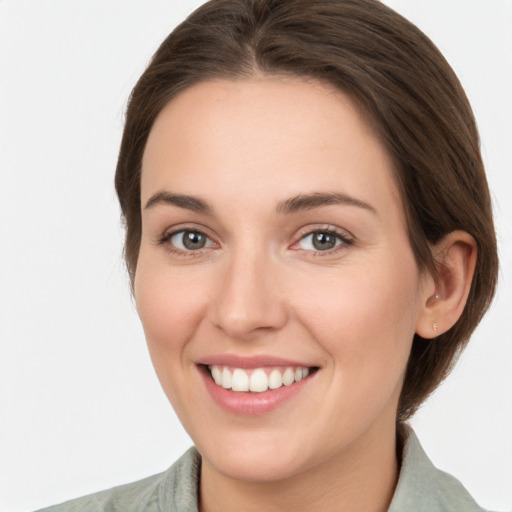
[168,230,214,251]
[296,231,347,252]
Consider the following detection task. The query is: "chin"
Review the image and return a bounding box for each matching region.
[206,449,307,483]
[195,429,313,483]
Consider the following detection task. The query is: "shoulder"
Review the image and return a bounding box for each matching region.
[34,447,201,512]
[389,427,492,512]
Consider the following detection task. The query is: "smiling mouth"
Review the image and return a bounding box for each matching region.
[206,365,317,393]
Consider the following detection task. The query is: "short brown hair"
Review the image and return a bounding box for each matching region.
[115,0,498,421]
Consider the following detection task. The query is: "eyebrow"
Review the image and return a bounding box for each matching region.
[144,191,213,214]
[144,190,377,216]
[276,192,377,215]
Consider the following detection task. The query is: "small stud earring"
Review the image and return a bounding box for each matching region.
[435,293,440,301]
[433,322,438,333]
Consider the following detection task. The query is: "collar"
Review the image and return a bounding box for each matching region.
[161,427,485,512]
[388,425,485,512]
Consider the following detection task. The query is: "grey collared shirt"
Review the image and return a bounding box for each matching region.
[36,429,489,512]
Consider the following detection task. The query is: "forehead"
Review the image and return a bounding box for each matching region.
[141,77,403,222]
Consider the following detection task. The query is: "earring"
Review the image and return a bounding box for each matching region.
[433,322,438,333]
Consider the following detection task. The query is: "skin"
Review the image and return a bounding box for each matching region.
[135,77,472,512]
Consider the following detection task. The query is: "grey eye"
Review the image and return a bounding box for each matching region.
[298,232,342,251]
[170,230,212,250]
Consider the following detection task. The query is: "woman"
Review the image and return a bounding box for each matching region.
[33,0,500,510]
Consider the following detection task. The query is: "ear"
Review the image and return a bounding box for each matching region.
[415,231,477,339]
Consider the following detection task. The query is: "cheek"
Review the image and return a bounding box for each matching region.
[295,254,421,381]
[134,257,209,374]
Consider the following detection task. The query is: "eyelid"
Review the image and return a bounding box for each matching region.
[290,225,355,253]
[170,230,215,250]
[156,224,219,255]
[155,223,353,256]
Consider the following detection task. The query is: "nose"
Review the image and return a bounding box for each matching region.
[209,249,288,340]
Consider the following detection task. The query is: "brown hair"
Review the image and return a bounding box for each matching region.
[115,0,498,421]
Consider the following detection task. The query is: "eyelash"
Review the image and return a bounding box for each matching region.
[157,228,217,258]
[292,226,354,256]
[156,226,354,257]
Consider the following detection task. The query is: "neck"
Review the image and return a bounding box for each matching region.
[199,424,399,512]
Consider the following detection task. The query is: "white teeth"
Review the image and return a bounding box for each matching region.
[268,369,283,389]
[210,365,312,393]
[282,367,295,386]
[221,367,232,389]
[211,366,222,385]
[232,368,249,392]
[249,369,268,393]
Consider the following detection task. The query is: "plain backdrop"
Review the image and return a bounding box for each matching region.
[1,1,511,511]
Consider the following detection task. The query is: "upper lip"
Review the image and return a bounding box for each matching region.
[195,354,317,368]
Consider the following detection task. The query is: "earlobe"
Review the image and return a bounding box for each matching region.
[416,231,477,339]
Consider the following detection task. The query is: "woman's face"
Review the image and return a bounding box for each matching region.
[136,78,432,482]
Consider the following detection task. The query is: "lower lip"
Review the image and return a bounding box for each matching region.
[199,366,314,416]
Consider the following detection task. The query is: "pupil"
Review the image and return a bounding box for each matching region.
[313,232,336,250]
[183,231,206,250]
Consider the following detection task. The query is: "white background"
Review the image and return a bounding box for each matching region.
[0,1,511,511]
